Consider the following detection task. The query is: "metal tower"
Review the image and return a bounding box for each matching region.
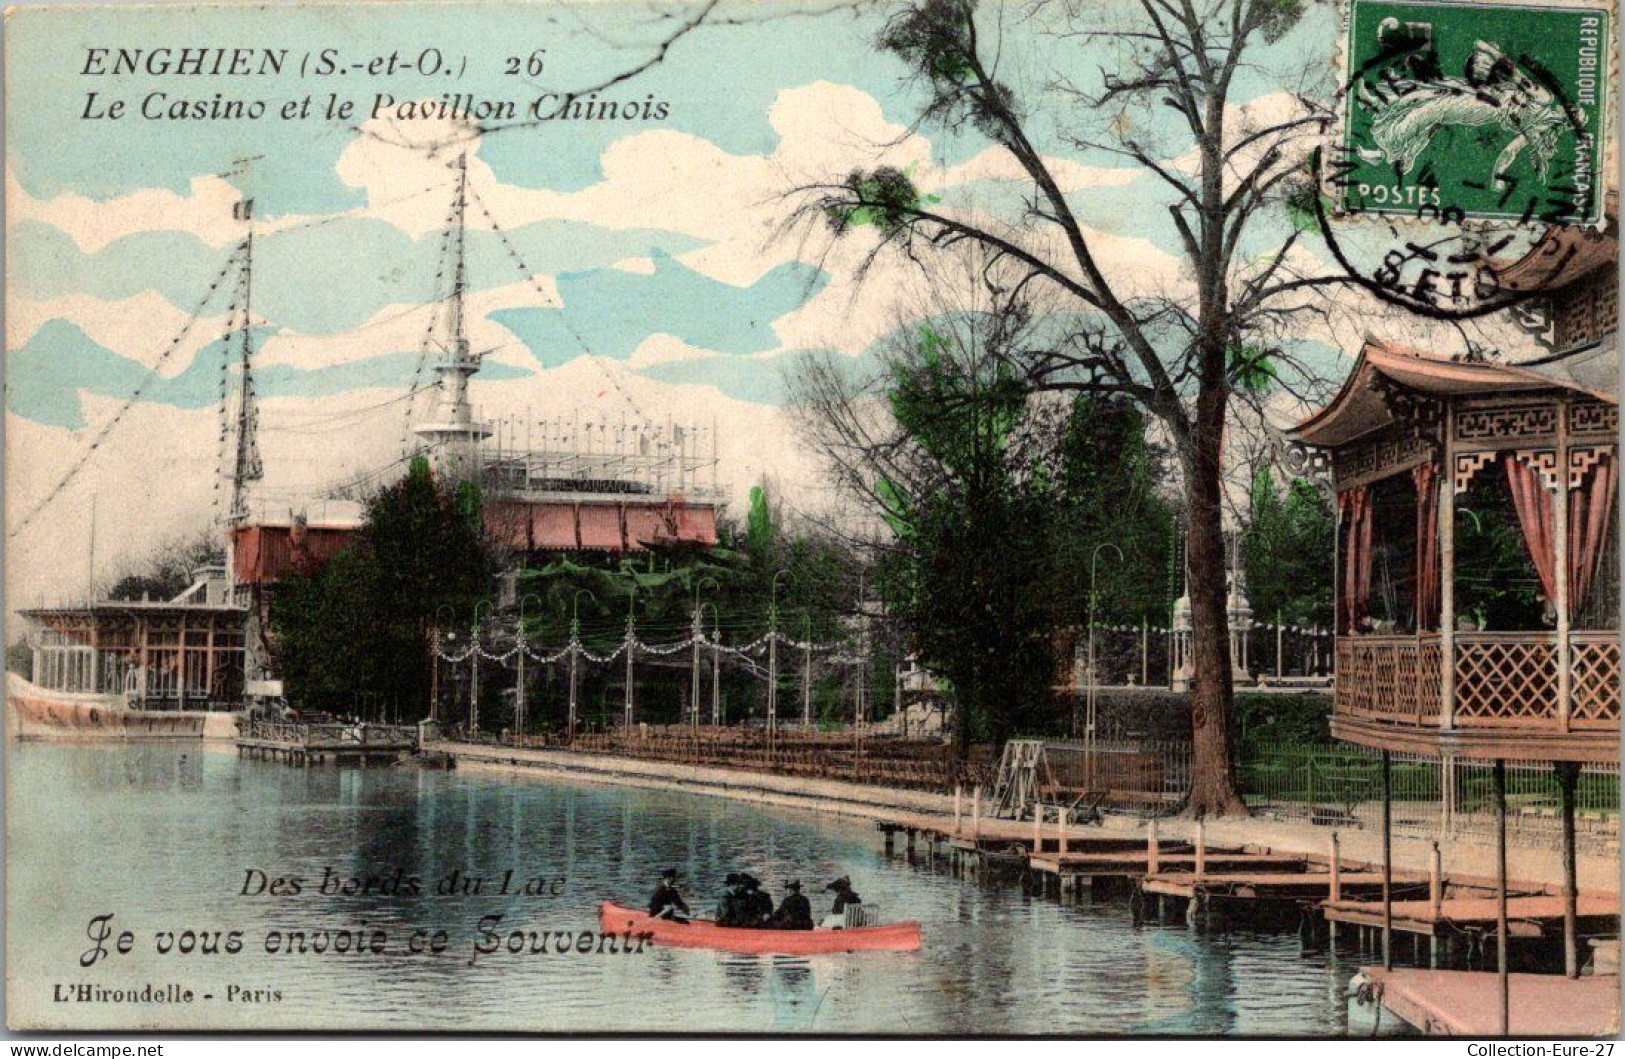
[414,152,492,480]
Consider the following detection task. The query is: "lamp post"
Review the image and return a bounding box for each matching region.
[801,612,813,728]
[623,585,637,730]
[700,601,721,725]
[569,589,598,741]
[1086,543,1125,780]
[471,600,494,734]
[515,593,543,741]
[692,577,719,729]
[768,570,789,736]
[431,604,456,722]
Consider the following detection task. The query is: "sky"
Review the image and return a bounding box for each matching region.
[2,0,1532,615]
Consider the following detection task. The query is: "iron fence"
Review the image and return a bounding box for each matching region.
[1240,742,1620,851]
[1039,737,1193,816]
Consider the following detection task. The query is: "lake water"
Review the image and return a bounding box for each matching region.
[7,743,1396,1034]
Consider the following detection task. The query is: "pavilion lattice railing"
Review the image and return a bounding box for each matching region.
[1336,631,1618,732]
[1336,635,1441,727]
[1453,633,1559,726]
[1570,632,1621,729]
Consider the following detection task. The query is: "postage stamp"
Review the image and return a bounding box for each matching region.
[3,0,1619,1042]
[1339,0,1611,225]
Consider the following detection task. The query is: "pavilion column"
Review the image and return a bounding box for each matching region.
[1439,410,1456,730]
[1555,400,1572,732]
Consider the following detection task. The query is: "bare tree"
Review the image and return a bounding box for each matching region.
[791,0,1369,815]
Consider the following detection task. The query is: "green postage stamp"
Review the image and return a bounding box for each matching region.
[1340,0,1611,224]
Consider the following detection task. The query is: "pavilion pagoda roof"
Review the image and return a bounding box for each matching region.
[1290,337,1617,449]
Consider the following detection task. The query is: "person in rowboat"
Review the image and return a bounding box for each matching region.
[715,873,746,927]
[826,876,861,915]
[740,874,773,925]
[769,880,814,931]
[648,867,690,922]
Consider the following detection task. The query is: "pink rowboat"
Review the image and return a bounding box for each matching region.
[598,901,922,955]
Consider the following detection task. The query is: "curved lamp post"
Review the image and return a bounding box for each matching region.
[568,589,599,740]
[470,600,495,733]
[768,570,790,735]
[514,593,544,741]
[431,604,458,723]
[622,584,638,730]
[700,601,722,726]
[691,577,719,729]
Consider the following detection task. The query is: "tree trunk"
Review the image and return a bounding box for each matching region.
[952,689,972,766]
[1183,399,1250,818]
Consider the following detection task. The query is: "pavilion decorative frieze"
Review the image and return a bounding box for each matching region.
[1569,401,1618,439]
[1453,451,1498,494]
[1332,427,1437,488]
[1454,405,1558,447]
[1509,449,1561,492]
[1568,445,1611,488]
[1284,442,1332,491]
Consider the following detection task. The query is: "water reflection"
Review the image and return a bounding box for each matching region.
[8,743,1384,1034]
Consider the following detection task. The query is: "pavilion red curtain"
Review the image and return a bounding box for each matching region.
[1568,450,1616,612]
[1339,486,1374,631]
[1503,454,1558,602]
[1412,462,1440,629]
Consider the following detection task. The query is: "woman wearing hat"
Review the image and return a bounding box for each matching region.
[825,876,862,916]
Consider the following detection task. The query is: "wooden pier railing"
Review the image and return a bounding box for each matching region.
[468,726,993,792]
[240,718,417,746]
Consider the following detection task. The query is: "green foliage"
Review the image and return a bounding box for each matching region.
[745,486,775,564]
[874,324,1059,752]
[1454,489,1546,630]
[877,0,1020,141]
[107,528,222,602]
[1242,469,1335,628]
[825,166,937,236]
[1234,691,1333,748]
[271,462,489,718]
[1254,0,1308,44]
[896,482,1056,747]
[1047,395,1177,627]
[1227,344,1280,394]
[6,639,33,680]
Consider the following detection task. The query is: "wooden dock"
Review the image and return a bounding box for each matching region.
[1324,893,1621,938]
[236,720,415,766]
[1356,967,1620,1036]
[1030,851,1309,879]
[1141,869,1421,902]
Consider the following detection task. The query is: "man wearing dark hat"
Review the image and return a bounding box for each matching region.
[740,874,774,926]
[769,880,814,931]
[716,872,745,927]
[825,876,862,916]
[648,867,690,922]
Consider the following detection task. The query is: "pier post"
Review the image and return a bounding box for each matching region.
[1194,817,1206,878]
[1032,804,1042,854]
[954,784,962,836]
[1328,831,1341,946]
[1558,761,1580,979]
[971,785,981,841]
[1055,803,1065,855]
[1429,841,1443,966]
[1495,759,1510,1036]
[1147,817,1159,875]
[1381,748,1393,971]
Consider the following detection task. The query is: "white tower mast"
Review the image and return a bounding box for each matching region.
[414,152,491,480]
